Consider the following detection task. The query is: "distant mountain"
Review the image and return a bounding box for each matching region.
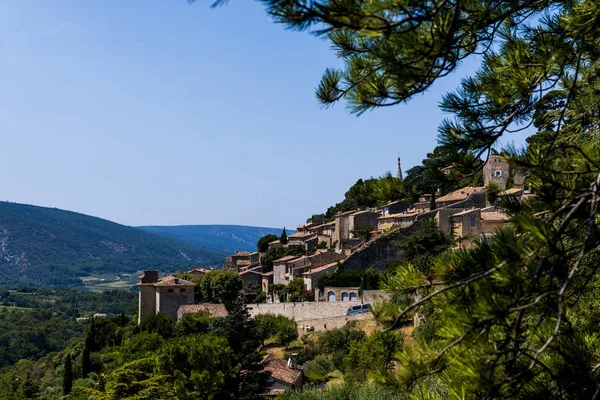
[0,202,227,286]
[136,225,290,254]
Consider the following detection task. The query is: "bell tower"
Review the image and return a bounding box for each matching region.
[396,156,403,181]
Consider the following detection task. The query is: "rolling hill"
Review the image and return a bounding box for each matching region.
[0,202,227,286]
[136,225,289,254]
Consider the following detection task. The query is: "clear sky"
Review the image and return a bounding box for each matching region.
[0,1,527,229]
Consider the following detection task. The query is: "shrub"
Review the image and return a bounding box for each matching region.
[303,355,335,384]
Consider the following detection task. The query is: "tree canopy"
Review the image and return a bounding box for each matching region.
[235,0,600,397]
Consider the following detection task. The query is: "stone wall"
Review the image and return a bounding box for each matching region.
[297,313,371,333]
[247,301,361,321]
[342,191,486,271]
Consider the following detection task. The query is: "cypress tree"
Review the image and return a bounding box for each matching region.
[120,310,126,327]
[82,347,90,378]
[63,354,72,395]
[280,227,287,245]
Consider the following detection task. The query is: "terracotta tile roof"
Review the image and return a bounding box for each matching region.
[323,221,335,227]
[378,211,419,220]
[239,266,263,275]
[262,355,302,386]
[288,231,315,239]
[232,251,252,257]
[179,304,228,318]
[302,261,340,275]
[154,276,196,287]
[262,271,273,277]
[481,211,509,222]
[451,209,479,217]
[499,187,524,196]
[436,186,485,203]
[188,268,210,274]
[268,239,281,245]
[273,255,300,263]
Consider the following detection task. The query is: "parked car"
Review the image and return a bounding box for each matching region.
[346,304,370,315]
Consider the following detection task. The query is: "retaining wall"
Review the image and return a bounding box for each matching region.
[342,191,486,271]
[247,301,360,321]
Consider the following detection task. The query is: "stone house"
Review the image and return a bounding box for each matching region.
[348,210,379,238]
[261,354,303,397]
[262,271,273,293]
[177,303,228,321]
[377,210,418,230]
[380,200,410,216]
[273,255,303,285]
[483,155,510,190]
[291,250,346,283]
[187,268,210,277]
[449,207,510,249]
[435,186,485,208]
[239,266,264,295]
[137,271,196,323]
[318,286,361,302]
[414,201,431,213]
[268,239,281,249]
[224,251,255,273]
[287,231,318,251]
[332,210,354,244]
[302,261,339,291]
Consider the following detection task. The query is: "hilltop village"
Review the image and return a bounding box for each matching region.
[128,155,530,396]
[216,154,527,302]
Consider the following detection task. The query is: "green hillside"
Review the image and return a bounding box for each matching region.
[0,202,227,286]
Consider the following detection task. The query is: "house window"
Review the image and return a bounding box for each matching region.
[493,170,503,177]
[180,288,186,293]
[168,289,173,293]
[470,216,476,227]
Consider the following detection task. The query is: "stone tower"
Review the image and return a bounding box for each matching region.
[483,155,510,190]
[137,270,196,324]
[396,156,403,181]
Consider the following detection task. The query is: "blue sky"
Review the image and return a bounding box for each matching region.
[0,1,527,229]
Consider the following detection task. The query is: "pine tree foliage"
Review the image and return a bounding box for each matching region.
[243,0,600,398]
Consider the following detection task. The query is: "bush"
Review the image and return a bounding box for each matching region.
[175,311,211,336]
[303,355,334,384]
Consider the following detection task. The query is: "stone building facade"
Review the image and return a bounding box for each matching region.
[137,271,196,323]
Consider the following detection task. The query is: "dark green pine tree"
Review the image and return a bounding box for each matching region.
[280,227,287,245]
[120,310,126,327]
[82,347,90,378]
[63,354,73,395]
[205,0,600,397]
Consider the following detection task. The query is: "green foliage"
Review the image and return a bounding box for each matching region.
[198,270,243,311]
[316,325,366,370]
[350,224,374,242]
[257,234,279,252]
[81,347,90,378]
[62,354,72,395]
[276,383,409,400]
[175,311,211,337]
[393,219,452,276]
[324,176,409,219]
[343,331,403,383]
[317,268,380,291]
[253,313,298,348]
[303,355,334,384]
[280,227,288,245]
[0,201,226,286]
[138,312,174,339]
[485,182,502,205]
[261,244,305,272]
[156,335,236,399]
